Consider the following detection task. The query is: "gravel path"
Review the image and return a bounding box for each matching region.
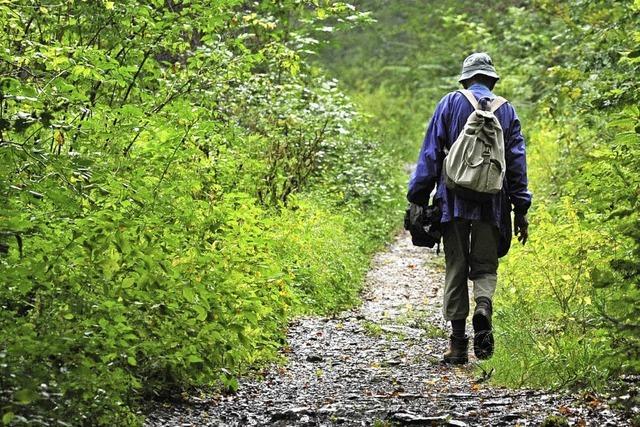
[145,231,632,426]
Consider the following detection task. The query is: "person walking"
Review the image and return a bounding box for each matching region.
[407,53,532,364]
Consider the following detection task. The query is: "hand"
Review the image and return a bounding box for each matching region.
[514,213,529,246]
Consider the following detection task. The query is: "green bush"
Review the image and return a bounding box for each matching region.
[477,0,640,389]
[486,202,616,388]
[0,1,404,424]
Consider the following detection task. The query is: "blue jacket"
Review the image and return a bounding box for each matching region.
[407,83,532,256]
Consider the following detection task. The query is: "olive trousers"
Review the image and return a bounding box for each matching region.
[442,219,499,321]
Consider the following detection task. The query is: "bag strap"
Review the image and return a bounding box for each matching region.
[459,90,508,113]
[490,96,508,113]
[458,89,479,110]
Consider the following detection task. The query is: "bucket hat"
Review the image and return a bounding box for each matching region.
[458,52,500,83]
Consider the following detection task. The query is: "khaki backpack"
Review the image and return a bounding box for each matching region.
[443,89,507,202]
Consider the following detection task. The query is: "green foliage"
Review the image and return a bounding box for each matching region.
[488,202,615,388]
[0,1,404,424]
[479,0,640,389]
[322,0,639,392]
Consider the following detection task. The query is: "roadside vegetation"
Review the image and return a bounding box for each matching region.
[321,0,639,399]
[0,2,404,424]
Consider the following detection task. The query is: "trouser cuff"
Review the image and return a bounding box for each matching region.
[473,274,497,301]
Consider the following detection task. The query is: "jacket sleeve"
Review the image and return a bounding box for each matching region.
[504,107,532,214]
[407,96,449,205]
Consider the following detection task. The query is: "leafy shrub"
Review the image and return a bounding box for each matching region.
[0,1,404,424]
[486,202,616,388]
[479,0,640,389]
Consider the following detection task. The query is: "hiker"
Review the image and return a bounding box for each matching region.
[407,53,532,364]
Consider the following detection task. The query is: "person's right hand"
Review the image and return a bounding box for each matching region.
[514,213,529,245]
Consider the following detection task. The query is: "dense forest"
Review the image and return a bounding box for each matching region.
[0,0,638,425]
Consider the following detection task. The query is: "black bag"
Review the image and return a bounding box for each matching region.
[403,202,442,249]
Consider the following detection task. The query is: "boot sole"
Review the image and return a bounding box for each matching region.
[472,312,494,359]
[442,355,468,365]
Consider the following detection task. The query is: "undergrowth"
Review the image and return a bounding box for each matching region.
[0,2,403,425]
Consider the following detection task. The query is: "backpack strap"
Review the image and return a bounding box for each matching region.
[458,89,479,110]
[490,96,508,113]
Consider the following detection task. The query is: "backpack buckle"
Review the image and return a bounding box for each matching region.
[482,144,491,164]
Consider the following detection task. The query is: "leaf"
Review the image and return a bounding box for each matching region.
[14,388,35,404]
[182,287,196,303]
[194,305,208,321]
[2,412,14,425]
[127,356,137,366]
[187,354,203,363]
[122,277,135,288]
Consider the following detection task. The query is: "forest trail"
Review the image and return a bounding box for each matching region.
[146,231,628,426]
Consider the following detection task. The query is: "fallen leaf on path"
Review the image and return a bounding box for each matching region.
[584,392,603,408]
[558,405,573,415]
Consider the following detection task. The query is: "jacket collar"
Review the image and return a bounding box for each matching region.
[468,82,494,98]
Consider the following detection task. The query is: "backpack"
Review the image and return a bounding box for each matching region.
[443,89,507,202]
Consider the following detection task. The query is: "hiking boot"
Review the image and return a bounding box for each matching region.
[473,297,494,359]
[442,334,469,364]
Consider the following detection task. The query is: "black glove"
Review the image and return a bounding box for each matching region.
[514,213,529,246]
